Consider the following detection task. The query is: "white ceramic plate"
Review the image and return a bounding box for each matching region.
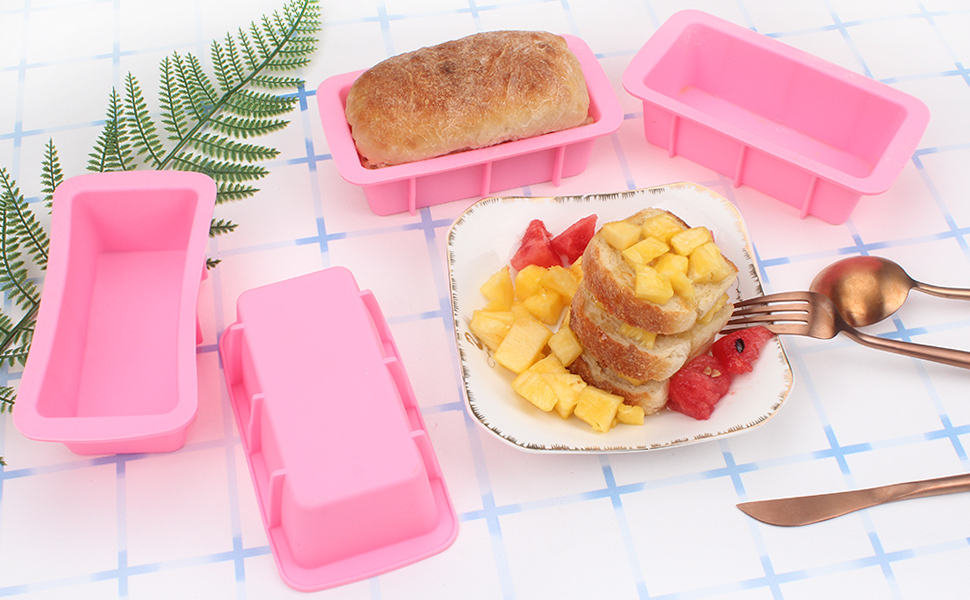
[447,183,794,452]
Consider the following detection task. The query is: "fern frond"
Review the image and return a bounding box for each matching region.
[212,35,245,92]
[248,74,304,89]
[171,52,214,122]
[223,89,298,118]
[171,152,269,182]
[209,218,238,237]
[0,167,49,274]
[209,114,289,139]
[0,386,15,414]
[40,139,62,210]
[122,73,165,168]
[216,182,259,203]
[189,133,279,163]
[88,88,133,173]
[206,257,222,269]
[160,56,189,142]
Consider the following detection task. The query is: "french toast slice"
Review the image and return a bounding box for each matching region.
[569,287,733,383]
[568,351,670,415]
[580,208,738,335]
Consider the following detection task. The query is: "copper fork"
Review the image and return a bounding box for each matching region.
[725,291,970,369]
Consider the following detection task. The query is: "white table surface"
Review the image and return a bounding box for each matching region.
[3,0,970,598]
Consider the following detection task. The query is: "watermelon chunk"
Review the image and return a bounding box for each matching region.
[510,219,561,270]
[551,215,597,264]
[711,326,775,375]
[667,355,732,420]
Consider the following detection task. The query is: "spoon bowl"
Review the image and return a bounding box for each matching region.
[810,256,970,327]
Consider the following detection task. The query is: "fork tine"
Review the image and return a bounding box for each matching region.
[734,291,814,308]
[726,312,809,328]
[732,301,811,316]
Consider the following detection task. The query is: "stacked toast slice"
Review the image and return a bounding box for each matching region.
[567,208,738,414]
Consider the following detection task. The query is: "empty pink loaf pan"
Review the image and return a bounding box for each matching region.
[219,267,458,592]
[622,10,930,224]
[14,171,216,455]
[317,34,623,216]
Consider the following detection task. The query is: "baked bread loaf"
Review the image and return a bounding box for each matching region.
[567,208,738,413]
[344,30,591,168]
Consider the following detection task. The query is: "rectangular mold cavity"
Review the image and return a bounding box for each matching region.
[218,267,458,592]
[14,171,216,455]
[621,10,930,224]
[317,34,623,216]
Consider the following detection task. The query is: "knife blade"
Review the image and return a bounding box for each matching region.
[737,472,970,526]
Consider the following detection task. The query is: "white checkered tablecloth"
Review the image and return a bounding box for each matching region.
[3,1,970,598]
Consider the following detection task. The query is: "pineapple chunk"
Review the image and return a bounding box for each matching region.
[481,265,514,311]
[641,213,686,243]
[514,264,547,300]
[543,372,587,419]
[528,353,566,374]
[634,265,674,304]
[654,252,695,304]
[574,386,624,432]
[541,265,580,301]
[512,370,558,412]
[569,256,584,281]
[621,237,669,268]
[510,300,532,321]
[524,287,564,324]
[670,227,713,256]
[494,317,553,373]
[616,403,645,426]
[548,324,583,366]
[601,221,643,251]
[619,322,657,348]
[468,310,515,351]
[653,252,688,276]
[688,242,733,283]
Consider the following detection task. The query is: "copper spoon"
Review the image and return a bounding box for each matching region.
[810,256,970,328]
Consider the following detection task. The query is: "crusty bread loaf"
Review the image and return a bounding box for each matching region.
[344,31,591,168]
[570,287,733,383]
[580,208,738,335]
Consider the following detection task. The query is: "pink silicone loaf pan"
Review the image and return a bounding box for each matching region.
[14,171,216,455]
[622,10,930,224]
[218,267,457,592]
[317,34,623,216]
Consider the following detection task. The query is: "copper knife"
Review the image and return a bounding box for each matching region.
[737,472,970,526]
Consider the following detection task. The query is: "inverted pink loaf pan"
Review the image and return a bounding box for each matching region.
[14,171,216,455]
[622,10,930,224]
[317,34,623,216]
[219,267,457,592]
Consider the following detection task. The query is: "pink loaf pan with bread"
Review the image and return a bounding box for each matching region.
[317,34,623,216]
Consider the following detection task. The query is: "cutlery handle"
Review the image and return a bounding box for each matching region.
[913,281,970,301]
[889,472,970,503]
[845,330,970,369]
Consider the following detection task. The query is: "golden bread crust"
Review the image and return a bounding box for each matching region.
[568,352,670,414]
[345,31,591,168]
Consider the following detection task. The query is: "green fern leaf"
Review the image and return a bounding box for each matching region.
[88,88,133,172]
[172,152,269,182]
[40,139,62,210]
[249,74,304,89]
[216,182,259,203]
[189,132,279,163]
[159,56,189,142]
[223,88,298,118]
[209,218,239,237]
[209,114,289,139]
[122,73,165,168]
[0,386,15,415]
[0,168,49,275]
